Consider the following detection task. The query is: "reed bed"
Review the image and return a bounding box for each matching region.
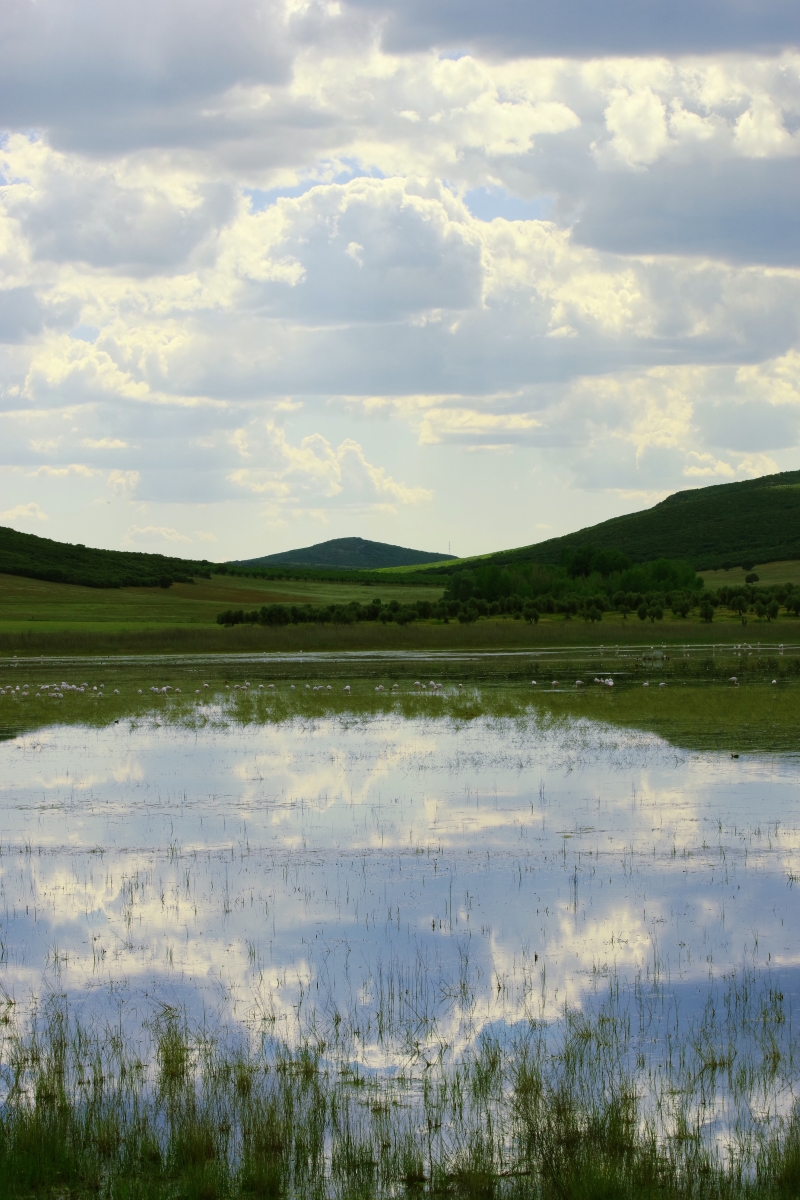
[1,966,799,1200]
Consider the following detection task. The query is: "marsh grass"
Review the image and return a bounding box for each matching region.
[2,646,800,752]
[2,969,799,1199]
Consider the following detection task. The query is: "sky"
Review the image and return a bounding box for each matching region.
[1,1,800,562]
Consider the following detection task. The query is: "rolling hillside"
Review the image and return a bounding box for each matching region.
[237,536,456,570]
[3,468,799,594]
[418,470,800,577]
[0,524,212,588]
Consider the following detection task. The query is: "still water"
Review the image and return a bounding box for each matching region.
[1,668,798,1068]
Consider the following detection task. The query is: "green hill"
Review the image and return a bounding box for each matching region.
[3,469,799,595]
[0,525,212,589]
[237,537,456,570]
[418,470,800,578]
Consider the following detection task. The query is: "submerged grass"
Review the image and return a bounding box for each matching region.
[1,975,799,1200]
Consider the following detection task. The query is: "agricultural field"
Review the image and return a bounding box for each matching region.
[0,570,444,634]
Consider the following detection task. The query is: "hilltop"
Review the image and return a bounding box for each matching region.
[415,470,800,578]
[236,536,456,570]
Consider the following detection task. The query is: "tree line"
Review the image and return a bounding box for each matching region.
[216,553,800,629]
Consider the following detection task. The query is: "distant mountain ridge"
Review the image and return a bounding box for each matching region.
[236,536,456,570]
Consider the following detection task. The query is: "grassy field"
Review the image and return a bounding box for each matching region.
[0,571,444,632]
[5,567,800,657]
[700,558,800,586]
[2,608,800,657]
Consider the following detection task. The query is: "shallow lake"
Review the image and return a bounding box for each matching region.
[1,652,799,1082]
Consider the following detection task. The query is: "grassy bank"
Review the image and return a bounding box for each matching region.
[1,973,798,1200]
[4,609,800,658]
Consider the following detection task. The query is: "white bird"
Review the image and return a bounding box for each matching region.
[552,680,559,686]
[414,681,421,687]
[203,682,209,688]
[268,684,275,689]
[575,680,583,687]
[326,685,332,690]
[114,688,120,695]
[344,685,350,692]
[138,689,142,694]
[291,684,296,690]
[659,682,666,688]
[531,680,537,686]
[772,679,777,685]
[643,681,649,687]
[305,684,311,690]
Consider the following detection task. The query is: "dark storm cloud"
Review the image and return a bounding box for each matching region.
[0,0,293,150]
[696,399,800,450]
[573,157,800,266]
[0,288,44,342]
[18,177,235,274]
[344,0,800,57]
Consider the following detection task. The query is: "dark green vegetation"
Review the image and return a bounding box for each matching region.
[215,558,800,637]
[1,972,799,1200]
[0,524,212,589]
[417,469,800,578]
[6,469,800,654]
[236,535,455,570]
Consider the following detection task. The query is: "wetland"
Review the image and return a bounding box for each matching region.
[1,646,800,1197]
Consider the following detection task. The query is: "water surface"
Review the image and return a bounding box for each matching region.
[1,661,798,1073]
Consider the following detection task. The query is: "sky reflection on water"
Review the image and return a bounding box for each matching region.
[1,708,799,1065]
